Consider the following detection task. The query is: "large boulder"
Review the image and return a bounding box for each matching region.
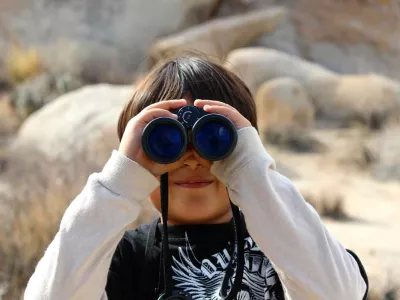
[225,47,400,127]
[291,0,400,81]
[332,74,400,129]
[1,84,158,298]
[0,0,221,83]
[255,77,322,152]
[255,77,315,132]
[10,84,131,161]
[225,47,338,97]
[148,7,286,67]
[7,84,159,223]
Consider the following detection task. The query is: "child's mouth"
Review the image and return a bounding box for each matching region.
[174,181,214,188]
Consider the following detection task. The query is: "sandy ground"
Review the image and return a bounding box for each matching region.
[268,126,400,293]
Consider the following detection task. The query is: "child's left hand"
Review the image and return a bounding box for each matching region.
[194,99,252,129]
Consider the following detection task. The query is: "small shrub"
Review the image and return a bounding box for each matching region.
[369,284,399,300]
[5,45,44,84]
[264,128,327,153]
[0,146,100,299]
[301,188,348,220]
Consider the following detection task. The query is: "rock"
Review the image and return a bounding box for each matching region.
[255,77,323,152]
[225,47,400,127]
[291,0,400,81]
[332,74,400,129]
[225,47,338,96]
[9,72,85,119]
[148,7,286,67]
[255,77,315,132]
[308,42,400,81]
[2,84,159,299]
[254,12,303,57]
[368,126,400,181]
[11,84,131,162]
[214,1,302,57]
[4,84,138,226]
[215,0,276,17]
[0,0,221,83]
[8,84,158,221]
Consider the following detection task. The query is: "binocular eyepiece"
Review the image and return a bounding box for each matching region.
[142,106,238,164]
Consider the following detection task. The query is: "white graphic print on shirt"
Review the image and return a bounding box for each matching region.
[171,235,279,300]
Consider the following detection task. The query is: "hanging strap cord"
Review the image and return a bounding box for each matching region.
[160,173,173,296]
[219,202,245,300]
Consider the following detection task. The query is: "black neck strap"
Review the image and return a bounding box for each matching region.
[160,173,173,296]
[152,172,245,300]
[219,202,245,299]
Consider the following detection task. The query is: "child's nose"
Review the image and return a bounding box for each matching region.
[183,151,201,170]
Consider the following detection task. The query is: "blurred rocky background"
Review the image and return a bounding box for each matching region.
[1,0,400,299]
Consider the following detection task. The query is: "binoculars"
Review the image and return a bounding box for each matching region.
[141,106,238,164]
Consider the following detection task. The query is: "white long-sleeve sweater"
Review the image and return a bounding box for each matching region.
[24,127,367,300]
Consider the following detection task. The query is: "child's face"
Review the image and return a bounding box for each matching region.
[148,149,232,225]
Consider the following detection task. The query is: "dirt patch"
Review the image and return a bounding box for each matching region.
[266,125,400,296]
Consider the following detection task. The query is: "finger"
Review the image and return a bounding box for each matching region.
[140,108,178,123]
[194,99,232,109]
[202,104,237,119]
[144,99,187,111]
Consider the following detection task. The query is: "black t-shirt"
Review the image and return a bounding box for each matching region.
[106,218,284,300]
[106,218,368,300]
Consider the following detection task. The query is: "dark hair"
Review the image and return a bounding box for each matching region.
[118,55,258,141]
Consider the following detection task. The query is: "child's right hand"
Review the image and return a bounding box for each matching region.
[118,99,191,177]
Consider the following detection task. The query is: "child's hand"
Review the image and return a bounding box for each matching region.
[118,99,192,177]
[194,99,252,129]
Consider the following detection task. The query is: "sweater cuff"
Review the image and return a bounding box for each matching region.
[210,127,276,186]
[98,150,159,199]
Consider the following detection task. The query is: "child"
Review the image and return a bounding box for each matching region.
[24,56,368,300]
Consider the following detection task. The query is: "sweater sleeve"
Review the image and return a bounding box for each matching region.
[211,127,367,300]
[24,150,159,300]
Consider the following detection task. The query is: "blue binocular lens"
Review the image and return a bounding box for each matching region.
[142,106,237,164]
[193,120,233,161]
[147,124,185,162]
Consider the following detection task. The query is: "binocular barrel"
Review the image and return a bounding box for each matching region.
[141,106,238,164]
